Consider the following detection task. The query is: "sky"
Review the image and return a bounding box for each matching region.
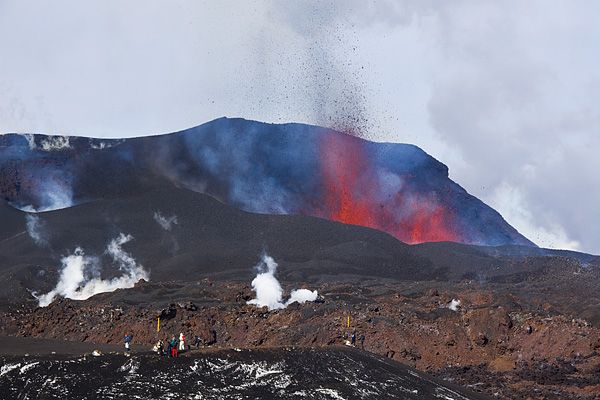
[1,1,599,254]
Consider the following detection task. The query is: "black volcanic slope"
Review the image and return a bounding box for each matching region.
[0,180,593,306]
[0,182,421,303]
[0,345,491,400]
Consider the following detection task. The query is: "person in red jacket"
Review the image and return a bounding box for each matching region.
[170,336,178,357]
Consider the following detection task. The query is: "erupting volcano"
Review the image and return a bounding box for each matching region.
[317,132,462,244]
[4,118,600,400]
[0,117,534,248]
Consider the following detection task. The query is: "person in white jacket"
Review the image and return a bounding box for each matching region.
[179,332,185,351]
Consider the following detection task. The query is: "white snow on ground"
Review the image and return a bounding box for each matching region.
[315,388,347,399]
[0,363,21,377]
[19,362,39,374]
[118,359,140,375]
[434,386,472,400]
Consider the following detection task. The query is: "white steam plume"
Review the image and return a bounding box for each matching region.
[26,214,50,248]
[15,178,74,213]
[247,252,317,310]
[40,136,71,151]
[447,299,461,311]
[153,211,180,254]
[153,211,178,231]
[22,134,36,149]
[288,288,319,305]
[247,253,284,310]
[35,233,149,307]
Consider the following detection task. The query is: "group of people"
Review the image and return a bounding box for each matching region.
[342,331,365,348]
[152,333,204,356]
[126,330,366,355]
[125,332,204,356]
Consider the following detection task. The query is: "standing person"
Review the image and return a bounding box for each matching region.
[167,336,173,357]
[179,332,185,352]
[124,334,131,353]
[170,336,178,357]
[156,339,164,355]
[359,333,365,349]
[351,332,356,346]
[194,335,202,349]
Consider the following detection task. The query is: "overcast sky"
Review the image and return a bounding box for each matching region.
[1,1,599,254]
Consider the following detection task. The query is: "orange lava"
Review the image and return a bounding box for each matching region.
[318,131,463,244]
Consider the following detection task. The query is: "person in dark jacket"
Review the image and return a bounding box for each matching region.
[124,334,131,353]
[167,337,173,357]
[193,335,202,349]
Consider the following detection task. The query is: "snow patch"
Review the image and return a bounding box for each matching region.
[1,363,21,377]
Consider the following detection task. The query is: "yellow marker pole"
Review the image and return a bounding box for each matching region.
[157,317,160,332]
[347,316,350,328]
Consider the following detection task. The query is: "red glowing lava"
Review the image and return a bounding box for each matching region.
[398,194,462,244]
[319,133,374,228]
[317,131,463,244]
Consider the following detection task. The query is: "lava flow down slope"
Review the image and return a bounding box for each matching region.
[0,117,533,247]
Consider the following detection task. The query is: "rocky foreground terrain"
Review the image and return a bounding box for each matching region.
[1,184,599,399]
[2,256,600,399]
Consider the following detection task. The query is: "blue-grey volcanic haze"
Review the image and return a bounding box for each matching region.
[0,118,536,248]
[0,1,598,254]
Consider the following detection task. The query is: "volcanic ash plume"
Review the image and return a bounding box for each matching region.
[26,214,50,248]
[247,252,317,311]
[35,233,149,307]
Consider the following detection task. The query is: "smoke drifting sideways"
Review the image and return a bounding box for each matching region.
[34,233,149,307]
[247,252,318,311]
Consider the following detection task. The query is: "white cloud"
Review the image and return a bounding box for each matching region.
[490,182,581,251]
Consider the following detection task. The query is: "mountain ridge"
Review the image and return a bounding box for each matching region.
[1,117,534,247]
